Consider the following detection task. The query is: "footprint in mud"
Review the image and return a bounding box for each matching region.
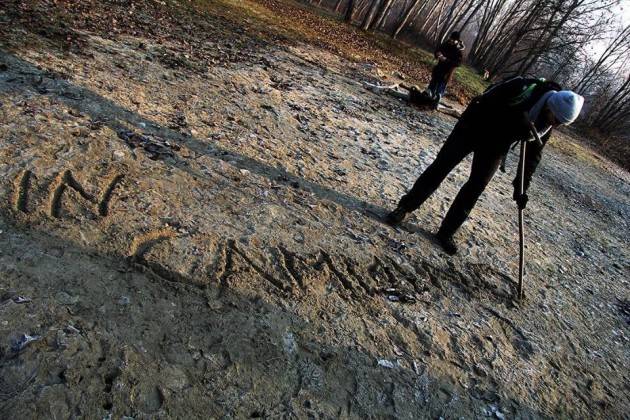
[131,384,164,414]
[102,368,120,411]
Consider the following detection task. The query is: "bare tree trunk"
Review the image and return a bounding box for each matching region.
[513,0,563,75]
[418,0,442,34]
[459,0,488,32]
[355,0,374,20]
[469,0,501,61]
[392,0,424,39]
[374,0,396,29]
[345,0,356,22]
[362,0,383,30]
[430,0,447,44]
[475,1,527,65]
[441,0,478,42]
[469,0,522,68]
[484,0,548,76]
[436,0,473,44]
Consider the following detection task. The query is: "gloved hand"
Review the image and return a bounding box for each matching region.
[513,190,528,210]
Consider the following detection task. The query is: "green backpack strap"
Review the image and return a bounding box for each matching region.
[507,78,546,106]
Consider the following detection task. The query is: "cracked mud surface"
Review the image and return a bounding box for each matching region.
[0,1,628,418]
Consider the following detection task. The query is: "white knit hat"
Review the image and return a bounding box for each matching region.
[547,91,584,124]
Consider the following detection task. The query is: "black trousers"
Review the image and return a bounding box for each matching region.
[398,119,506,237]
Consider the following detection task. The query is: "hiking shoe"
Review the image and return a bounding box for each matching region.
[436,233,458,255]
[384,206,407,226]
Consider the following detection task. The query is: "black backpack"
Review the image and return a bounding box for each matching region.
[479,76,562,110]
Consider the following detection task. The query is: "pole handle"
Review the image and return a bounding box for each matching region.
[523,112,544,147]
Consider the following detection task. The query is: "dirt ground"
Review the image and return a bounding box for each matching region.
[0,1,628,419]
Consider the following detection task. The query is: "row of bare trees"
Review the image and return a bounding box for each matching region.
[534,23,630,136]
[307,0,629,159]
[319,0,622,75]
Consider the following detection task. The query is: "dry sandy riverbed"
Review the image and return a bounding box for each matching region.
[0,3,629,418]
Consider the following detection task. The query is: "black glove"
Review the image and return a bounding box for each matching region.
[513,190,528,210]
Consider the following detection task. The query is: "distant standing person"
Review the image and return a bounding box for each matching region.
[385,77,584,255]
[426,31,465,109]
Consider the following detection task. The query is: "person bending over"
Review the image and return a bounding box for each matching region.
[385,77,584,255]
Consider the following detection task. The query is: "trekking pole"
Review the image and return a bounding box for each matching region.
[517,139,526,300]
[518,114,544,300]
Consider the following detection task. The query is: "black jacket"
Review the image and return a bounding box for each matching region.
[432,40,464,82]
[461,76,562,193]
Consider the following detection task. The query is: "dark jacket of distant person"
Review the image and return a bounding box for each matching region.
[431,36,465,86]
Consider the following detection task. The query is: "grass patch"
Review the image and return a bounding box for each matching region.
[453,65,488,97]
[550,130,607,167]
